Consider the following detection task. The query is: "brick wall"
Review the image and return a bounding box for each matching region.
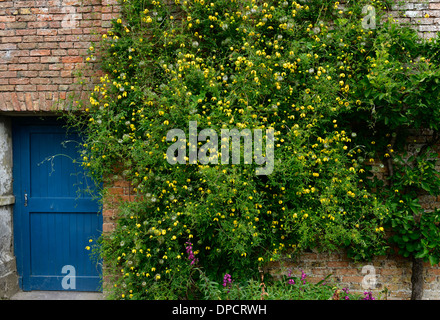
[2,0,440,299]
[102,175,136,233]
[389,0,440,39]
[267,250,440,300]
[0,0,120,112]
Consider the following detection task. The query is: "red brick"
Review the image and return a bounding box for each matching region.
[114,179,131,187]
[103,208,116,217]
[52,77,72,84]
[17,42,36,49]
[28,64,46,71]
[37,84,58,91]
[8,64,28,71]
[22,35,44,42]
[48,64,63,71]
[36,14,54,21]
[340,276,365,283]
[1,36,22,43]
[51,49,67,56]
[40,56,60,63]
[0,71,17,78]
[16,29,37,36]
[29,77,51,84]
[14,1,36,8]
[103,222,115,233]
[0,85,14,91]
[30,49,51,56]
[16,15,36,22]
[8,22,27,29]
[39,70,59,77]
[9,78,30,85]
[61,56,83,63]
[108,187,124,195]
[15,84,37,91]
[0,43,17,50]
[37,29,58,36]
[337,268,359,275]
[0,16,15,22]
[0,30,16,37]
[328,261,349,268]
[38,91,47,110]
[427,269,440,276]
[10,92,20,111]
[38,42,59,49]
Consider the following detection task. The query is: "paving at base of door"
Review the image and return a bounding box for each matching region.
[10,291,104,300]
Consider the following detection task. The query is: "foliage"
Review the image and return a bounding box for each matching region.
[344,17,440,265]
[67,0,440,299]
[201,271,338,300]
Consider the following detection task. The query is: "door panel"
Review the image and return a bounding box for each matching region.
[12,118,102,291]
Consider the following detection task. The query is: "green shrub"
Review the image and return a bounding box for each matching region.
[69,0,440,299]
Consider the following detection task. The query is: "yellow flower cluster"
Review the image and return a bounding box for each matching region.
[76,0,399,299]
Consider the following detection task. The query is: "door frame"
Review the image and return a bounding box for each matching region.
[12,116,102,291]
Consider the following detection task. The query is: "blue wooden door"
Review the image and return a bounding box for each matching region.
[12,118,102,291]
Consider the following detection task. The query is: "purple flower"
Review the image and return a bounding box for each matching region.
[362,291,375,300]
[342,287,350,300]
[185,241,198,265]
[223,273,233,293]
[300,269,307,284]
[223,273,232,287]
[287,269,295,285]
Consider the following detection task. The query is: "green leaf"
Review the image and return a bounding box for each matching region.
[409,232,419,240]
[420,181,431,192]
[428,255,439,266]
[406,242,415,252]
[415,251,427,259]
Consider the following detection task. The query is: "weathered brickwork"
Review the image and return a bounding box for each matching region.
[102,175,136,233]
[0,0,120,112]
[389,0,440,39]
[268,250,440,300]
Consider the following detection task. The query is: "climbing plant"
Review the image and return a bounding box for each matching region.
[66,0,440,299]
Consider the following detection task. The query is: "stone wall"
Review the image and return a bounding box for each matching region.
[0,116,18,299]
